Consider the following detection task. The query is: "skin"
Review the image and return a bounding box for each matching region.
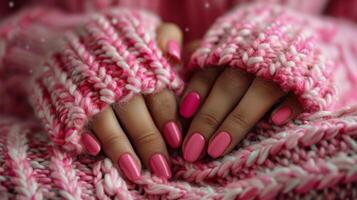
[181,52,303,161]
[17,23,303,177]
[89,23,183,173]
[13,22,184,179]
[88,23,303,171]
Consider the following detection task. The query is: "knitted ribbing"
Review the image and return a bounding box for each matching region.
[29,9,183,152]
[190,3,336,112]
[1,106,357,199]
[1,3,357,199]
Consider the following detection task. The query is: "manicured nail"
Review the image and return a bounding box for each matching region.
[207,131,231,158]
[166,40,181,61]
[180,92,200,118]
[118,153,141,181]
[271,106,292,125]
[183,133,205,162]
[163,121,182,148]
[150,154,172,179]
[81,133,100,156]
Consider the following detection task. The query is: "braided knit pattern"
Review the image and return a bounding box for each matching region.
[190,3,336,112]
[1,3,357,199]
[28,9,183,152]
[1,105,357,199]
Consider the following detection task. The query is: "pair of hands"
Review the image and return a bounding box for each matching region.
[83,23,303,181]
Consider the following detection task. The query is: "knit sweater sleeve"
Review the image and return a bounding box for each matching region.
[189,3,357,113]
[0,7,183,152]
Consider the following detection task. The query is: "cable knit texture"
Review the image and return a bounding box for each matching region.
[1,2,357,200]
[29,9,183,152]
[190,4,337,112]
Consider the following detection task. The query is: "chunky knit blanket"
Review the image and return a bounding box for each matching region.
[1,3,357,199]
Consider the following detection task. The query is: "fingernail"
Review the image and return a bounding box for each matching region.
[150,154,172,179]
[118,153,141,181]
[166,40,181,61]
[81,133,100,156]
[183,133,205,162]
[163,121,182,148]
[207,131,231,158]
[180,92,200,118]
[271,106,292,125]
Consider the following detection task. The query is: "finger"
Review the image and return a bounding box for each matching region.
[81,131,101,156]
[157,23,183,62]
[183,40,200,61]
[182,68,253,162]
[179,68,221,118]
[271,94,303,125]
[146,89,182,149]
[90,107,141,181]
[114,95,172,179]
[207,78,285,158]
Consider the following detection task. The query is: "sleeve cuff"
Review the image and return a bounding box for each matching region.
[29,8,183,153]
[190,3,336,112]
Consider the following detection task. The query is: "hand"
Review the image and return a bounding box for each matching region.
[11,18,183,181]
[180,66,303,162]
[83,23,183,180]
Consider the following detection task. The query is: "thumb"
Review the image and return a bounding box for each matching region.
[157,23,183,63]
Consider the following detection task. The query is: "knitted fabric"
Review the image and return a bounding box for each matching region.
[2,0,327,42]
[1,3,357,200]
[28,8,183,152]
[0,6,108,120]
[190,3,338,112]
[1,107,357,199]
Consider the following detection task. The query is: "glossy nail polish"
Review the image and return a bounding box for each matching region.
[81,133,100,156]
[166,40,181,61]
[163,121,182,148]
[183,133,205,162]
[207,131,231,158]
[118,153,141,181]
[150,154,172,179]
[271,106,292,125]
[180,92,200,118]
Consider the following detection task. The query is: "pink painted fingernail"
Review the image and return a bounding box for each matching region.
[150,154,172,179]
[81,133,100,156]
[183,133,205,162]
[166,40,181,61]
[271,106,292,125]
[163,121,182,148]
[118,153,141,181]
[207,131,231,158]
[180,92,200,118]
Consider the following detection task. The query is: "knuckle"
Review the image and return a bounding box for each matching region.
[228,112,250,130]
[135,130,162,146]
[219,72,250,94]
[193,69,218,86]
[113,101,128,113]
[102,134,126,150]
[224,69,247,82]
[195,112,220,127]
[147,91,175,111]
[254,78,282,96]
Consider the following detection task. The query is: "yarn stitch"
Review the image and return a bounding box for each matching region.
[29,8,183,152]
[190,3,336,112]
[1,3,357,200]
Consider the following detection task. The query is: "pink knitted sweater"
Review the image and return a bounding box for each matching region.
[1,1,357,199]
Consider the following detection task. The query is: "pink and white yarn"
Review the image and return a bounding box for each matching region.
[190,3,336,112]
[29,9,183,152]
[1,106,357,199]
[1,2,357,199]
